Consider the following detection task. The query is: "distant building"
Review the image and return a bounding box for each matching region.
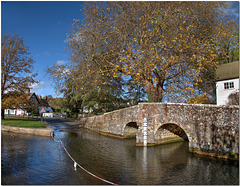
[4,90,39,116]
[215,61,239,105]
[38,96,53,114]
[4,89,53,116]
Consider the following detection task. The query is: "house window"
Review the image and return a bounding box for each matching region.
[224,82,234,89]
[230,82,234,88]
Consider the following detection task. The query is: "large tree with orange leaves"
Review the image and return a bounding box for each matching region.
[1,34,38,119]
[59,2,238,103]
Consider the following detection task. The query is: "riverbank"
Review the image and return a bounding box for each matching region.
[1,117,54,137]
[189,147,239,162]
[2,116,47,128]
[1,125,54,137]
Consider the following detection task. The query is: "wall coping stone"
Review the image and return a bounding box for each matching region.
[138,102,239,109]
[103,105,139,115]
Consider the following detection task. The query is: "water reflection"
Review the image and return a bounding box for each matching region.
[142,147,147,178]
[1,119,239,185]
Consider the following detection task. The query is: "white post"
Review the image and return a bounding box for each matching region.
[74,161,77,171]
[143,118,148,146]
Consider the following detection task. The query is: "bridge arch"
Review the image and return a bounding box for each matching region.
[123,122,139,138]
[154,123,189,145]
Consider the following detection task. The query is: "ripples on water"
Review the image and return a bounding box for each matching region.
[1,123,239,185]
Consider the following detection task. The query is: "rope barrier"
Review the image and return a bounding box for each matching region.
[52,136,117,185]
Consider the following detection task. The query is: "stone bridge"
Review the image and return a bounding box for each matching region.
[80,103,239,159]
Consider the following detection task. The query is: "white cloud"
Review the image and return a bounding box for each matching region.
[30,81,63,98]
[31,81,51,91]
[30,81,53,96]
[56,60,67,66]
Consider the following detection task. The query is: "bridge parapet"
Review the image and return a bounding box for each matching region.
[104,105,139,136]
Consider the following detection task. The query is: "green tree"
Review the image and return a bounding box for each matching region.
[1,34,38,119]
[63,90,83,117]
[48,56,126,114]
[230,47,239,62]
[48,98,65,112]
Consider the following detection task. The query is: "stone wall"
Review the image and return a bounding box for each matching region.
[104,105,139,136]
[82,106,139,137]
[1,125,54,137]
[81,102,239,159]
[136,103,239,159]
[154,128,185,145]
[81,115,104,131]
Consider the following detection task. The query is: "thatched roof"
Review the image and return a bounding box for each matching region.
[215,61,239,81]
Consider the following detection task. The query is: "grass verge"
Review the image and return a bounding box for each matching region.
[1,117,47,128]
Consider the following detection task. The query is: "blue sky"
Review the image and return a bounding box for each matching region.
[2,1,85,97]
[2,1,239,98]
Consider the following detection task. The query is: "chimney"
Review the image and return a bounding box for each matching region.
[25,88,30,94]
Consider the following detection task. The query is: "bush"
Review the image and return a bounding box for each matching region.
[228,92,239,105]
[187,94,212,104]
[31,110,39,116]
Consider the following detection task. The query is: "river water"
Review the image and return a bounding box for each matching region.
[1,118,239,185]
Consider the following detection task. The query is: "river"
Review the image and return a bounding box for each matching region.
[1,118,239,185]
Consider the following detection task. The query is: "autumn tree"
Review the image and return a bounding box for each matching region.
[48,57,126,114]
[1,34,38,119]
[125,81,147,105]
[65,2,237,103]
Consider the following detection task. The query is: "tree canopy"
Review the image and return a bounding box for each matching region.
[1,34,38,119]
[49,1,238,109]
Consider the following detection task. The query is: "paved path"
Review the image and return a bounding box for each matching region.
[44,117,82,132]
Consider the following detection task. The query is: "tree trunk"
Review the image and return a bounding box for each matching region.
[144,81,164,103]
[1,109,5,120]
[153,84,163,102]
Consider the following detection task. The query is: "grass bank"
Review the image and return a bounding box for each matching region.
[1,117,47,128]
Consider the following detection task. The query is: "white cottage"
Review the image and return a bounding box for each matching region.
[4,89,53,116]
[4,91,40,116]
[215,61,239,105]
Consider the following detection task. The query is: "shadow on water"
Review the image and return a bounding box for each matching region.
[1,118,239,185]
